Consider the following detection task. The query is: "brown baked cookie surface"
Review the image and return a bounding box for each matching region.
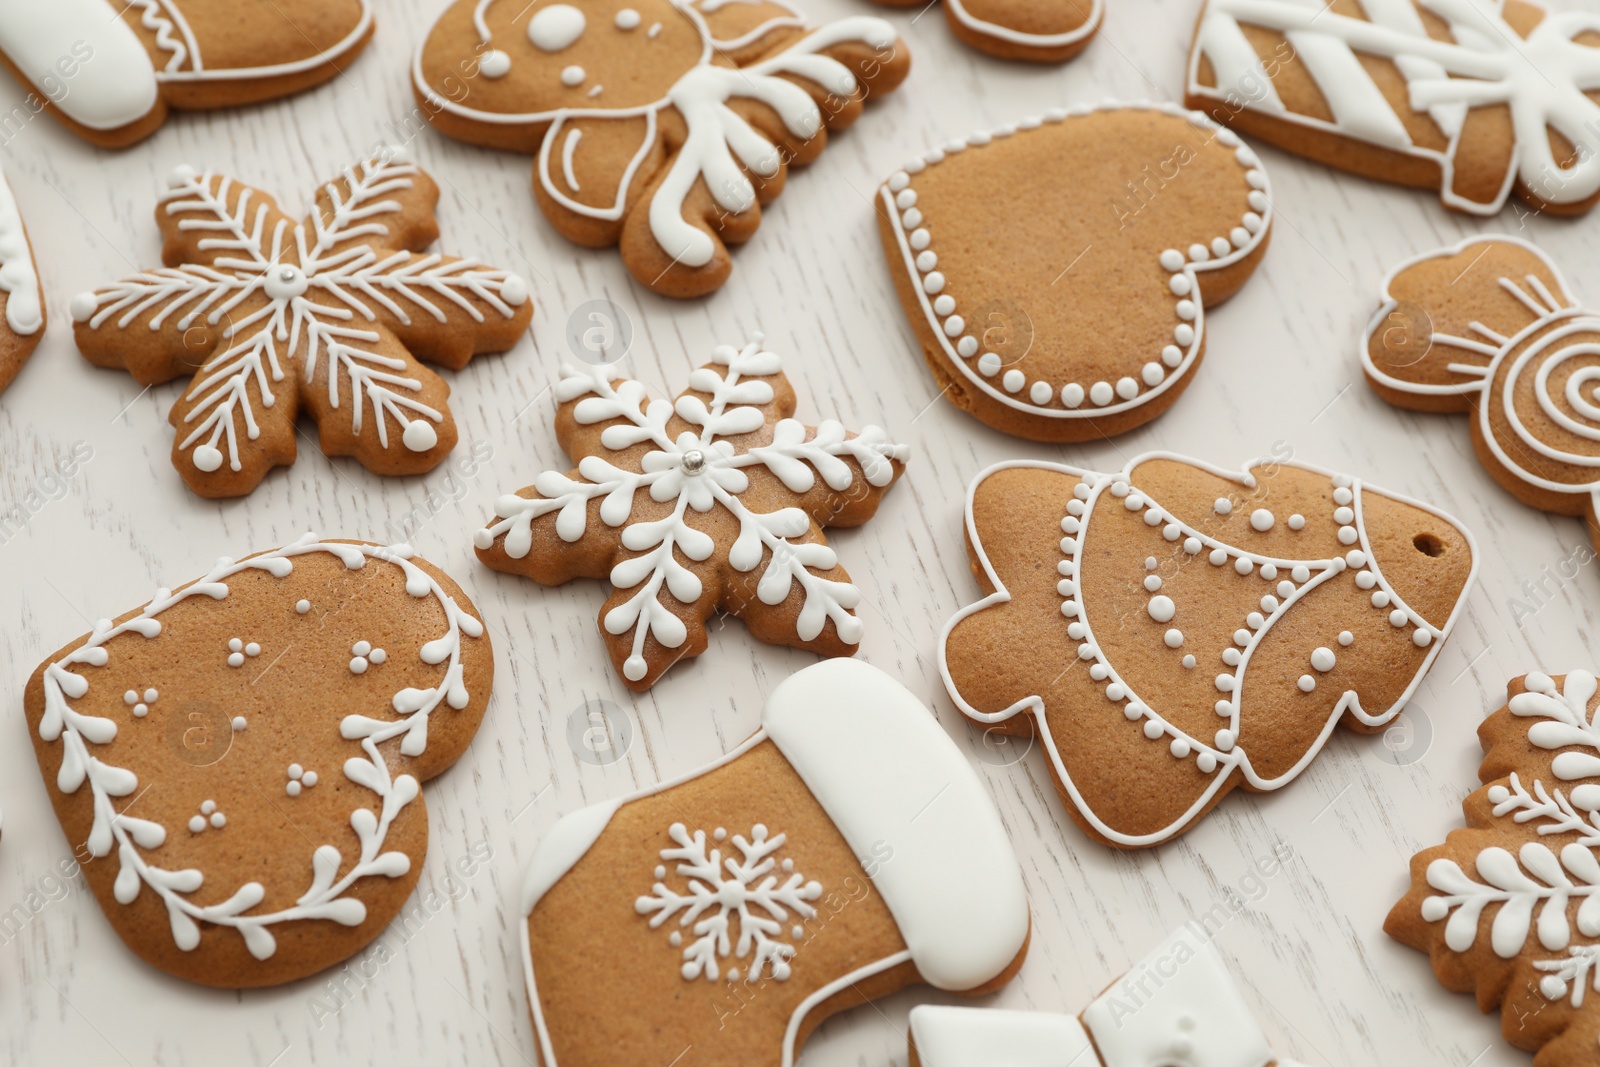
[878,103,1272,442]
[941,455,1476,847]
[474,339,908,690]
[1388,671,1600,1067]
[1364,235,1600,553]
[867,0,1101,61]
[412,0,910,297]
[520,660,1029,1067]
[0,167,43,395]
[1186,0,1600,217]
[0,1,374,148]
[69,148,532,498]
[24,536,491,988]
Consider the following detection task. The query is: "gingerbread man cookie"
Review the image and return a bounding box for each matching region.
[520,659,1030,1067]
[866,0,1101,61]
[878,103,1273,442]
[1389,671,1600,1066]
[941,454,1476,847]
[0,0,375,148]
[1186,0,1600,217]
[475,338,908,690]
[0,167,43,395]
[413,0,910,297]
[24,534,491,987]
[70,148,532,498]
[1364,235,1600,551]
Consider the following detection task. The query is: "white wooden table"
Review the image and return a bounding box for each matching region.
[2,1,1594,1063]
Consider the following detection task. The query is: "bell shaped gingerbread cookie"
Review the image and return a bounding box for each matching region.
[412,0,910,297]
[24,534,491,987]
[879,103,1272,442]
[1388,671,1600,1066]
[910,926,1308,1067]
[1365,236,1600,551]
[70,148,532,498]
[866,0,1100,61]
[941,454,1476,847]
[0,167,43,395]
[0,0,374,148]
[1186,0,1600,217]
[520,659,1030,1067]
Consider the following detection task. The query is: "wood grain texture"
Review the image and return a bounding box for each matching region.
[0,1,1594,1064]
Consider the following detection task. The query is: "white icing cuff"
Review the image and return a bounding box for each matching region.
[0,0,159,130]
[763,659,1030,992]
[520,798,623,914]
[911,1006,1100,1067]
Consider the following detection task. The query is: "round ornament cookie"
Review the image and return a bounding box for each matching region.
[412,0,911,298]
[520,659,1030,1067]
[0,0,375,148]
[941,454,1476,847]
[474,338,909,690]
[1186,0,1600,217]
[23,534,491,987]
[1364,235,1600,551]
[0,166,43,395]
[877,103,1272,442]
[865,0,1101,61]
[70,148,532,498]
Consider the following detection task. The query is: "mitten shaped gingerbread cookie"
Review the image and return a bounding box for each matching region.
[475,338,908,690]
[413,0,910,297]
[1388,671,1600,1066]
[879,103,1272,442]
[520,659,1030,1067]
[942,455,1476,847]
[866,0,1100,61]
[910,926,1307,1067]
[24,534,491,987]
[1365,236,1600,552]
[0,0,374,148]
[70,148,532,498]
[0,167,43,395]
[1186,0,1600,217]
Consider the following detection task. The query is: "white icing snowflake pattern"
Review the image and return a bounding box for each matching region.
[635,822,822,982]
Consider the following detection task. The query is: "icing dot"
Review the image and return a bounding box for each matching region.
[189,816,206,834]
[144,688,158,701]
[1170,738,1191,759]
[896,189,918,210]
[1346,550,1367,568]
[1143,720,1164,740]
[1210,237,1231,257]
[1356,571,1377,590]
[1115,377,1139,400]
[1089,381,1114,406]
[1247,611,1265,629]
[1213,498,1232,515]
[201,800,216,815]
[1234,629,1250,645]
[1144,574,1162,591]
[1162,345,1183,368]
[1159,249,1184,271]
[1061,383,1085,407]
[287,781,302,798]
[560,65,586,87]
[296,599,311,614]
[1145,556,1158,570]
[977,353,1001,376]
[1110,481,1130,498]
[1288,514,1305,530]
[370,648,387,665]
[1197,753,1217,773]
[1292,565,1310,582]
[132,703,148,717]
[124,690,138,705]
[1141,362,1164,387]
[1311,647,1336,672]
[1215,700,1232,717]
[1541,975,1568,1000]
[1163,523,1181,542]
[228,653,244,668]
[350,657,369,674]
[479,49,511,78]
[1182,654,1196,669]
[1297,674,1316,693]
[529,4,587,50]
[1174,324,1195,346]
[1170,275,1192,297]
[1230,226,1250,248]
[1175,300,1197,321]
[1414,629,1433,648]
[1215,674,1235,693]
[70,291,99,323]
[1125,493,1145,511]
[1165,629,1183,649]
[1260,563,1278,580]
[1209,548,1227,566]
[1277,581,1294,598]
[943,316,965,337]
[615,7,641,28]
[1124,704,1142,721]
[1090,664,1110,681]
[232,716,247,731]
[1223,648,1241,666]
[1189,243,1210,262]
[1059,580,1077,596]
[1260,595,1278,612]
[1333,506,1354,524]
[1338,630,1354,646]
[1148,596,1175,623]
[1337,526,1358,545]
[1215,730,1235,751]
[910,228,931,250]
[1002,369,1025,393]
[1029,381,1052,406]
[1234,557,1254,576]
[1073,482,1091,500]
[1105,683,1125,701]
[228,638,243,652]
[1184,537,1202,554]
[1371,591,1390,608]
[210,813,226,828]
[956,336,978,358]
[1333,487,1353,506]
[932,294,955,316]
[1250,509,1274,532]
[1389,609,1408,627]
[245,642,260,657]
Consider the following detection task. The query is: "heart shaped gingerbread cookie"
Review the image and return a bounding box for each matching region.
[878,102,1273,442]
[24,535,491,987]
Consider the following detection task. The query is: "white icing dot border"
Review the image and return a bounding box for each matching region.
[881,101,1274,422]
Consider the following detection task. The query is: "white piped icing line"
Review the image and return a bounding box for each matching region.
[35,534,485,960]
[0,168,40,336]
[1188,0,1600,214]
[881,102,1272,421]
[942,454,1478,847]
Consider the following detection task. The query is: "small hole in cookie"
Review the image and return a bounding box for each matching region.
[1413,532,1445,557]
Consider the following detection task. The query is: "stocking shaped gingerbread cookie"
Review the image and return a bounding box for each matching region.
[0,167,43,395]
[520,659,1030,1067]
[413,0,910,297]
[879,103,1273,442]
[1186,0,1600,217]
[0,0,374,148]
[1365,236,1600,552]
[1389,671,1600,1065]
[941,455,1476,847]
[865,0,1101,61]
[24,535,491,987]
[70,148,532,498]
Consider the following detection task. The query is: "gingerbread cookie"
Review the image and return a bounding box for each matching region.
[867,0,1100,61]
[70,148,532,498]
[1364,235,1600,552]
[413,0,910,298]
[1388,670,1600,1065]
[0,167,43,395]
[878,103,1273,442]
[474,338,908,690]
[1186,0,1600,217]
[0,1,375,148]
[909,925,1307,1067]
[520,658,1030,1067]
[941,454,1476,847]
[23,534,491,987]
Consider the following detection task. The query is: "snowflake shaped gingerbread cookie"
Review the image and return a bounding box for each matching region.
[1187,0,1600,217]
[70,148,532,498]
[0,0,375,148]
[413,0,910,297]
[0,167,43,395]
[476,339,907,689]
[1389,671,1600,1064]
[24,534,491,986]
[942,454,1476,846]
